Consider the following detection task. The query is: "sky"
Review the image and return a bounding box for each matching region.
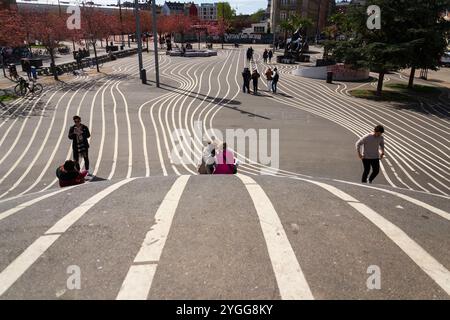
[17,0,269,15]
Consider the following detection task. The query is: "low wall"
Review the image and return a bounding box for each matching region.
[293,64,369,81]
[37,48,138,76]
[167,50,217,57]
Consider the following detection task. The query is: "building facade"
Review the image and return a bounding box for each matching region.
[162,1,185,16]
[197,3,218,21]
[270,0,330,37]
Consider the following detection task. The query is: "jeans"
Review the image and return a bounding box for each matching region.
[272,81,277,93]
[73,149,90,171]
[362,158,380,183]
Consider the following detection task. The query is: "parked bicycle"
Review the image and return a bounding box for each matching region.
[14,77,43,96]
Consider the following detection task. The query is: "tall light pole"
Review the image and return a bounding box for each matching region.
[134,0,144,79]
[119,0,125,47]
[151,0,160,87]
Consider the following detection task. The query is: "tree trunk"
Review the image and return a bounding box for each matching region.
[93,41,99,73]
[1,53,6,77]
[376,72,385,96]
[49,48,58,81]
[408,67,415,89]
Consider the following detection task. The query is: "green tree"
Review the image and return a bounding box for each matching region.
[328,0,450,95]
[250,9,266,23]
[401,0,450,88]
[217,2,235,20]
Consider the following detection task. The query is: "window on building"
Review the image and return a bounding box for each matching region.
[280,11,287,20]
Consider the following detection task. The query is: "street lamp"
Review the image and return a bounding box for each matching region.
[134,0,144,80]
[150,0,160,87]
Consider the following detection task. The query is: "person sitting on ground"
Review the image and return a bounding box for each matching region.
[205,148,216,174]
[56,160,88,188]
[214,142,237,175]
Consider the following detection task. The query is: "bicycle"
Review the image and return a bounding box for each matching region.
[14,77,43,96]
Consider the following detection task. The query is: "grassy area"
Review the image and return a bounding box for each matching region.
[0,92,17,103]
[349,83,442,103]
[385,83,441,95]
[349,89,414,102]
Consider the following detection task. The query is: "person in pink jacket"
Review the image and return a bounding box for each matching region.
[213,142,237,175]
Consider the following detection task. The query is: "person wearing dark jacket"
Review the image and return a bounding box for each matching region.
[268,49,273,63]
[56,160,88,187]
[272,68,279,93]
[263,49,268,63]
[251,69,260,95]
[68,115,91,175]
[242,67,251,93]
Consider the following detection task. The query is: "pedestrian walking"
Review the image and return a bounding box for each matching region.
[68,115,91,175]
[251,69,260,95]
[23,60,32,80]
[355,125,385,184]
[272,68,279,93]
[268,49,273,63]
[246,47,252,62]
[249,46,254,61]
[265,67,273,91]
[242,67,251,94]
[263,49,268,63]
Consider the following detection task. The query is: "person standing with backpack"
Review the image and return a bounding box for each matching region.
[68,115,91,176]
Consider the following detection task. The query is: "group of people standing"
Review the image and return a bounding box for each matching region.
[242,67,279,95]
[56,115,92,188]
[199,141,238,175]
[262,49,274,63]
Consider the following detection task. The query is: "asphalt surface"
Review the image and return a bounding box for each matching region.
[0,45,449,299]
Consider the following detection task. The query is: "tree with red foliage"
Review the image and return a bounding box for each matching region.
[30,11,69,80]
[0,9,26,76]
[167,14,193,44]
[81,5,111,72]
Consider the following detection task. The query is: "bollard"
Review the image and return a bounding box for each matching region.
[326,71,333,83]
[140,69,147,84]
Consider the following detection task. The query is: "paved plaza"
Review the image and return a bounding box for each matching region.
[0,45,449,299]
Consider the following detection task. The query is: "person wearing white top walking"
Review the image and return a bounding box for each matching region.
[355,125,385,183]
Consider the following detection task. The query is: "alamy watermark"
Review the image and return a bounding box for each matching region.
[367,5,381,30]
[66,6,81,30]
[67,265,81,290]
[170,121,279,172]
[366,265,381,290]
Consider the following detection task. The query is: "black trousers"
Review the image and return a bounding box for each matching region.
[243,81,250,93]
[362,158,380,183]
[253,82,258,94]
[73,149,90,171]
